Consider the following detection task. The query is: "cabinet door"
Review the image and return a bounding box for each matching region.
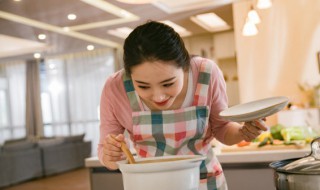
[214,31,235,59]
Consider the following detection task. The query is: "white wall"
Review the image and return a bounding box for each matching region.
[233,0,320,106]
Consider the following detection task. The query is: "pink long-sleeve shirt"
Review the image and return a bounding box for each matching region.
[98,57,231,163]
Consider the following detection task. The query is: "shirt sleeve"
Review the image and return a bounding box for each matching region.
[207,60,231,144]
[97,75,126,165]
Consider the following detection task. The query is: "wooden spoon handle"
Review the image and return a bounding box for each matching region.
[120,141,136,164]
[111,136,135,164]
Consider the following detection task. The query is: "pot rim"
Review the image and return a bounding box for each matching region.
[269,157,320,175]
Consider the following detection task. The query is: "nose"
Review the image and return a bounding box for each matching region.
[152,90,166,102]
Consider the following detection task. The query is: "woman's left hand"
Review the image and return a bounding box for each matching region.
[240,118,267,142]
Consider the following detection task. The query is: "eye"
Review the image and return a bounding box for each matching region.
[138,86,150,89]
[163,83,174,87]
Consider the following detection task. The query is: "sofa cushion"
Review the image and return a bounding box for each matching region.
[2,141,36,152]
[63,134,85,143]
[4,137,28,145]
[38,137,65,148]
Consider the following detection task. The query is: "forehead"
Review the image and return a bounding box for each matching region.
[131,61,182,80]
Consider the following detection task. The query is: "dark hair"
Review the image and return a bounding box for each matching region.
[123,21,190,75]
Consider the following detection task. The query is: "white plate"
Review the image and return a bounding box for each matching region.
[219,96,289,122]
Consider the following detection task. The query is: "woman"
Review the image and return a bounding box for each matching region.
[98,21,267,190]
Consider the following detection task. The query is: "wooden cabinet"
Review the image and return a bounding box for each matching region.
[213,31,236,59]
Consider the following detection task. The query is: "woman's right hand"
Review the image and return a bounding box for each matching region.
[102,134,125,169]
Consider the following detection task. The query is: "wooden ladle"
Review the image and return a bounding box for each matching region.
[111,136,135,164]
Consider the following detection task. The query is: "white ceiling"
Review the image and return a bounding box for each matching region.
[0,0,235,61]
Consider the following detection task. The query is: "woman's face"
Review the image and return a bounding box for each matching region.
[131,60,186,110]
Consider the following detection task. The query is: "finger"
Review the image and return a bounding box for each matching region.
[103,153,123,162]
[251,119,268,131]
[103,148,123,157]
[244,123,262,136]
[106,134,122,148]
[241,126,258,140]
[104,143,122,152]
[240,128,253,142]
[115,134,125,141]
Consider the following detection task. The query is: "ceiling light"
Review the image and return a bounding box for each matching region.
[67,14,77,20]
[0,10,120,48]
[87,45,95,51]
[81,0,138,19]
[247,7,260,24]
[160,20,192,37]
[48,63,56,69]
[257,0,272,9]
[13,0,21,2]
[34,53,41,59]
[242,19,258,36]
[190,12,230,32]
[38,34,46,40]
[107,27,133,39]
[116,0,155,4]
[63,27,70,32]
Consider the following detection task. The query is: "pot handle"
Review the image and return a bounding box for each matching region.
[310,136,320,160]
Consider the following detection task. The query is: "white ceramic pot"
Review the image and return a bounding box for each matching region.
[117,155,206,190]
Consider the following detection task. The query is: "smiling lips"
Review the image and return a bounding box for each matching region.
[154,99,169,106]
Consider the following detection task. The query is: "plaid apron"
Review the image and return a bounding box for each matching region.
[123,62,227,190]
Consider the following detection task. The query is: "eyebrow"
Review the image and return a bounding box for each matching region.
[135,77,176,84]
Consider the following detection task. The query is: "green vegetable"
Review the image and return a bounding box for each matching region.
[270,124,285,140]
[280,126,305,143]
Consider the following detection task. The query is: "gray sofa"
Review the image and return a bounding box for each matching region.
[0,134,91,188]
[0,139,43,188]
[40,135,92,176]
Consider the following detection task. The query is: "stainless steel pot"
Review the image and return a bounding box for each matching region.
[270,137,320,190]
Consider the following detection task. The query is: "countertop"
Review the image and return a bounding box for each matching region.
[85,147,311,167]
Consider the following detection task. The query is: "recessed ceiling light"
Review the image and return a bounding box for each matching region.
[160,20,192,37]
[34,53,41,59]
[190,12,230,32]
[107,27,133,39]
[63,27,70,32]
[120,10,132,18]
[87,45,95,51]
[67,14,77,20]
[38,34,46,40]
[13,0,21,2]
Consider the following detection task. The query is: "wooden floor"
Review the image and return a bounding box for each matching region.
[2,168,90,190]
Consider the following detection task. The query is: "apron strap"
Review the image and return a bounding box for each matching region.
[122,72,143,111]
[193,61,213,106]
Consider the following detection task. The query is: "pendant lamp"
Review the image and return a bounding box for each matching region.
[242,19,258,36]
[257,0,272,9]
[247,6,261,24]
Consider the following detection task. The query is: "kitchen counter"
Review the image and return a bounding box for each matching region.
[216,148,310,163]
[85,147,310,166]
[85,147,311,190]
